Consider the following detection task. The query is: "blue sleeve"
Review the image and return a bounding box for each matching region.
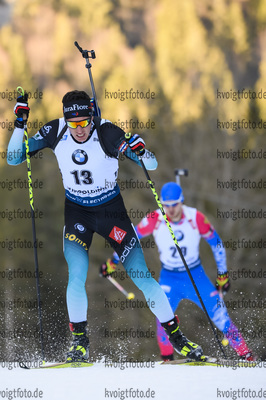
[7,128,51,165]
[7,119,60,165]
[135,225,144,239]
[205,230,227,274]
[124,147,158,170]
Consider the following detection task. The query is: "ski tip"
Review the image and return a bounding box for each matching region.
[19,361,30,369]
[39,361,94,369]
[19,359,93,370]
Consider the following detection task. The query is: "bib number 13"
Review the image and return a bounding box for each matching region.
[71,170,93,185]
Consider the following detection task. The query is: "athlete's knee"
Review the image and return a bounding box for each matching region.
[63,240,89,285]
[68,275,87,289]
[119,240,144,265]
[64,237,89,262]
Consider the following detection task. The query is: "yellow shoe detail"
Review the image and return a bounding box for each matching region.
[76,346,86,356]
[180,342,198,356]
[171,326,180,335]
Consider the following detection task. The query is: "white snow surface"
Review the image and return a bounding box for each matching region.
[1,361,265,400]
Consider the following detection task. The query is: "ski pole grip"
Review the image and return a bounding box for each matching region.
[17,86,25,97]
[74,41,83,53]
[16,86,28,122]
[124,132,132,142]
[16,85,28,104]
[124,132,145,157]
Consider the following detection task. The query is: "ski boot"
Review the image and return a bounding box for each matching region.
[161,354,174,362]
[66,321,90,362]
[239,352,257,362]
[161,316,203,360]
[233,340,257,362]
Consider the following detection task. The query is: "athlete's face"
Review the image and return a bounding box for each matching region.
[163,201,183,222]
[66,116,93,143]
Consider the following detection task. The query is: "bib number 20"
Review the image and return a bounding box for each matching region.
[170,246,187,257]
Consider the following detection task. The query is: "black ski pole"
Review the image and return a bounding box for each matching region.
[74,41,100,117]
[107,276,135,300]
[125,133,227,359]
[174,168,188,185]
[17,86,45,361]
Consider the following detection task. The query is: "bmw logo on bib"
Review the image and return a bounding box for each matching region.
[72,149,88,165]
[174,230,184,241]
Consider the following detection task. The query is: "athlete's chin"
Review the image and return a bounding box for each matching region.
[167,213,175,219]
[168,213,180,221]
[74,134,88,142]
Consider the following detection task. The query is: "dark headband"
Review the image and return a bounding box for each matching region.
[63,100,93,119]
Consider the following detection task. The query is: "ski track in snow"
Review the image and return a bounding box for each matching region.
[0,362,265,400]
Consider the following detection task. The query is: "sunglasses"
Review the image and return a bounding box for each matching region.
[162,202,180,208]
[66,118,92,129]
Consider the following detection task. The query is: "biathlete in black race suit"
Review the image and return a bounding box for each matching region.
[8,90,203,362]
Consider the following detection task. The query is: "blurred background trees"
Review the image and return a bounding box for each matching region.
[0,0,265,362]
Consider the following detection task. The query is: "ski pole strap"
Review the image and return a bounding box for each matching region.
[17,86,25,98]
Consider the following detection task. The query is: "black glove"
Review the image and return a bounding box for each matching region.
[127,134,145,156]
[14,94,30,128]
[216,272,230,295]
